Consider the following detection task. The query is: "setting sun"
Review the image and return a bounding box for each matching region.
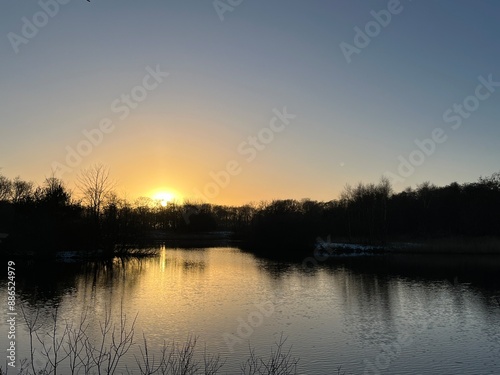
[152,191,179,207]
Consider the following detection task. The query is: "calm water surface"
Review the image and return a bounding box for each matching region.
[2,247,500,374]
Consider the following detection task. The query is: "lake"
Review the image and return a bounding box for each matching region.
[2,246,500,374]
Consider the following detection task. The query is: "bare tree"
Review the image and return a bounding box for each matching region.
[241,334,298,375]
[34,175,73,207]
[11,176,34,203]
[0,174,12,201]
[76,164,115,220]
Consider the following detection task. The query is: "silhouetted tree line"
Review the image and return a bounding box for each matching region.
[0,168,499,256]
[0,175,88,254]
[247,173,500,253]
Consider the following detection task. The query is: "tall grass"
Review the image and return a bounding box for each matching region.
[1,306,300,375]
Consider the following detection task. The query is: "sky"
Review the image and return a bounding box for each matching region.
[1,0,499,206]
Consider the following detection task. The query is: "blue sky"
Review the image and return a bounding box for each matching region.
[1,0,499,204]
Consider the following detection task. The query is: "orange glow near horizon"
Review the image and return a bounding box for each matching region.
[151,189,182,206]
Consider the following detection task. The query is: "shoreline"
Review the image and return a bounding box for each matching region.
[2,232,500,261]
